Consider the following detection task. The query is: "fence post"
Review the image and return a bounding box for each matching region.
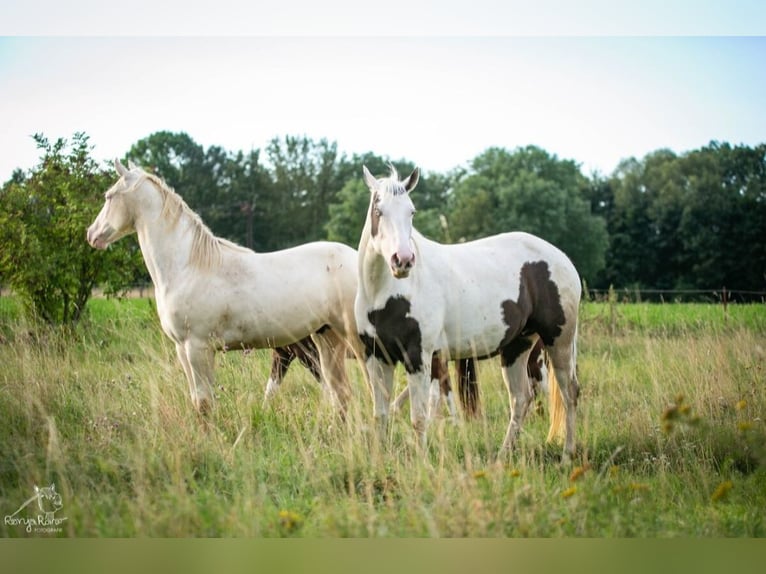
[722,286,728,322]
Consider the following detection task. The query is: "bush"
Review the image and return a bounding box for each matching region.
[0,133,143,325]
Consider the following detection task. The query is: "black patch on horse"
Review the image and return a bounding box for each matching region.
[498,261,566,366]
[526,338,545,382]
[361,295,423,374]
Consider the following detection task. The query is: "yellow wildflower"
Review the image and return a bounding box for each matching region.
[711,481,733,502]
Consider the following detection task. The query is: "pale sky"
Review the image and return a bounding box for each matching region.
[1,2,765,182]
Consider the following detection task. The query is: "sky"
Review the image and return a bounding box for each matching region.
[1,2,765,182]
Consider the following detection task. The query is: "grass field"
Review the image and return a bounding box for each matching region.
[0,296,764,537]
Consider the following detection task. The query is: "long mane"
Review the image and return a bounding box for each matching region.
[142,172,249,270]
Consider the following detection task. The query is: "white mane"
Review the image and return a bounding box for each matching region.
[141,171,249,270]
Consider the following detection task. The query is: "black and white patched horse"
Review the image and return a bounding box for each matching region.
[354,165,581,460]
[267,335,464,420]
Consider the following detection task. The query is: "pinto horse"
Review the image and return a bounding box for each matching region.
[87,160,359,416]
[355,165,581,460]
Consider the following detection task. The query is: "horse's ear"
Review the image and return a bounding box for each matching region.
[362,165,379,193]
[403,167,419,193]
[128,160,138,170]
[115,159,128,176]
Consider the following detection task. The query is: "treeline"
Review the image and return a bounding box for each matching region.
[3,131,766,304]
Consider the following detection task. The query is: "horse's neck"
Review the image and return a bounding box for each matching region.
[135,212,196,293]
[358,227,426,298]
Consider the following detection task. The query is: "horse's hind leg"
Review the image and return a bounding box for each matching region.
[499,346,535,454]
[457,357,480,418]
[430,354,457,422]
[295,336,322,382]
[264,346,295,403]
[312,329,351,416]
[548,339,579,462]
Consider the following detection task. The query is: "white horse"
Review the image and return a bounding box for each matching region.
[355,165,581,460]
[87,159,359,416]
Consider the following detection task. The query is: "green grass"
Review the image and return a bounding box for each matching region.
[1,296,765,537]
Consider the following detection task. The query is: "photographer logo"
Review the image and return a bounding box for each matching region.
[4,483,68,534]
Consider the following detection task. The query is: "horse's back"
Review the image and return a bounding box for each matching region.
[165,240,358,349]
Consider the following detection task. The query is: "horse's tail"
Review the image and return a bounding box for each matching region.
[456,357,481,418]
[545,351,566,443]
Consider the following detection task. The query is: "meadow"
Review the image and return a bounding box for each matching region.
[0,296,764,537]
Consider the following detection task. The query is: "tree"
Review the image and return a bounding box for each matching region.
[325,155,454,247]
[677,142,766,291]
[0,133,143,324]
[447,146,608,282]
[263,136,345,249]
[602,142,766,293]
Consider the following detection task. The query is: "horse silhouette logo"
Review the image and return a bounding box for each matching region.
[4,483,68,533]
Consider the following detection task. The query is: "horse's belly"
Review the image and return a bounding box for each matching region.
[444,323,508,360]
[218,314,326,350]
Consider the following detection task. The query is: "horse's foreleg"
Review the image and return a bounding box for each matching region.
[500,355,534,454]
[406,353,433,450]
[367,357,395,442]
[391,355,456,423]
[391,386,409,415]
[184,341,215,416]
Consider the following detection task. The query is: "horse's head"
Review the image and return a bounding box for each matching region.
[362,164,419,278]
[34,483,62,513]
[87,159,152,250]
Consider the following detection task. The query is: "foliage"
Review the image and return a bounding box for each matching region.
[127,131,268,250]
[599,142,766,291]
[0,134,142,325]
[120,134,766,292]
[326,159,456,246]
[0,298,764,536]
[6,131,766,295]
[447,146,609,282]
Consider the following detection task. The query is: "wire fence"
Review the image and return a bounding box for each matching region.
[585,287,766,304]
[2,285,766,308]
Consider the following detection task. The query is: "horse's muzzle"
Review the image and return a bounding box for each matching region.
[390,252,415,278]
[86,226,109,250]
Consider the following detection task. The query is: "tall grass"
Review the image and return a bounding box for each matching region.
[1,297,764,537]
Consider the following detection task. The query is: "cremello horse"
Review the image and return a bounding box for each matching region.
[87,160,359,416]
[355,165,581,460]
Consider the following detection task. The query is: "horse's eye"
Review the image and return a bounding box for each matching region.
[374,207,382,218]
